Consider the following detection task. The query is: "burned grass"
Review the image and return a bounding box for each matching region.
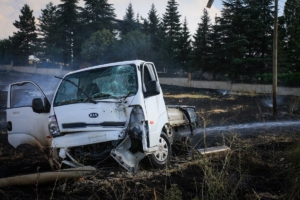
[0,84,300,199]
[1,130,300,199]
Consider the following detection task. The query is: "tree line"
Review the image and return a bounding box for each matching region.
[0,0,300,85]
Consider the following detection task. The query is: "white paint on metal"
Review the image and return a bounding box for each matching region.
[198,145,230,154]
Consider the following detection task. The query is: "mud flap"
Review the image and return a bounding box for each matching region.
[111,136,146,173]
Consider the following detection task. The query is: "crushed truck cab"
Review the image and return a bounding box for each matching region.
[6,60,198,172]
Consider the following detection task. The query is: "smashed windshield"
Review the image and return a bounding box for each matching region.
[54,64,138,106]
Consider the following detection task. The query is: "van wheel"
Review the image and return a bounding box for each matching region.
[148,132,171,169]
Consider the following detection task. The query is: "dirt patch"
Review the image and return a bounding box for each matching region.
[1,73,300,199]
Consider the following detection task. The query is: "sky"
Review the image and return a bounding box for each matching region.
[0,0,286,40]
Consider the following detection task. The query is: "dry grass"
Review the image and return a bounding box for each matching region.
[164,93,213,99]
[164,93,237,101]
[207,105,247,114]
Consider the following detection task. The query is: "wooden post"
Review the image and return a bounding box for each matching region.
[273,0,278,116]
[188,72,191,87]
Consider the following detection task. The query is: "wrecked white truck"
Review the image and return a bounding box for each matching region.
[6,60,197,172]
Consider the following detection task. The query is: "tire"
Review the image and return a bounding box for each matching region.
[148,132,171,169]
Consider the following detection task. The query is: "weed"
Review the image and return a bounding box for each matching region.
[280,143,300,199]
[163,185,182,200]
[289,96,300,115]
[191,135,243,199]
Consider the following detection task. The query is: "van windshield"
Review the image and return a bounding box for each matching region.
[54,64,137,106]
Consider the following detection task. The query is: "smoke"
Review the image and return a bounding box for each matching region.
[217,89,229,95]
[261,96,285,108]
[0,71,60,101]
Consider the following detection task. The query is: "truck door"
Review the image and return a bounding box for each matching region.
[6,81,51,150]
[141,63,168,147]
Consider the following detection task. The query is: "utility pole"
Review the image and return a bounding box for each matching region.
[273,0,278,117]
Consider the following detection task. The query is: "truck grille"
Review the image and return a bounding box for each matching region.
[62,122,126,129]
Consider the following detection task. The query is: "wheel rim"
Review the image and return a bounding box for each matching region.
[154,136,169,162]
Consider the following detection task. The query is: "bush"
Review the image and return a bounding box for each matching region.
[255,72,300,87]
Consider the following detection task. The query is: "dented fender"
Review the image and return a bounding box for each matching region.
[8,133,48,152]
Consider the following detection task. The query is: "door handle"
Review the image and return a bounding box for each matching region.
[7,121,12,131]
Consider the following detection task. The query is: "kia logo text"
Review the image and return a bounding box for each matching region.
[89,113,99,118]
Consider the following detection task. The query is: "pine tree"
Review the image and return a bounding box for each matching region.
[0,39,13,65]
[142,4,168,70]
[177,17,192,71]
[81,0,116,36]
[218,0,248,81]
[192,9,212,77]
[38,2,61,63]
[284,0,300,71]
[163,0,181,40]
[277,16,289,71]
[136,13,142,30]
[143,4,160,35]
[145,4,163,48]
[56,0,80,66]
[243,0,273,75]
[162,0,182,69]
[120,3,137,35]
[206,16,224,78]
[10,4,37,65]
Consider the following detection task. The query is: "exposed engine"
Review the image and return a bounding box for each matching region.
[71,141,119,163]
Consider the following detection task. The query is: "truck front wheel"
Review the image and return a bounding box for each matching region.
[148,132,171,169]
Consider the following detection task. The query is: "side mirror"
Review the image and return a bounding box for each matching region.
[32,98,50,113]
[148,80,160,96]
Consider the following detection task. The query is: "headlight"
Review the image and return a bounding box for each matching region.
[49,115,61,137]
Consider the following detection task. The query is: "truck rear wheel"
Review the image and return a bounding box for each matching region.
[148,132,171,169]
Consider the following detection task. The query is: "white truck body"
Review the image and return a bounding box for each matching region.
[6,60,197,172]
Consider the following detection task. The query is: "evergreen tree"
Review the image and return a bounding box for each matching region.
[142,17,150,35]
[177,17,192,71]
[284,0,300,71]
[277,15,289,71]
[38,2,61,63]
[141,4,165,67]
[81,0,116,36]
[0,39,13,65]
[163,0,181,41]
[243,0,273,75]
[136,13,141,30]
[218,0,248,81]
[192,9,212,77]
[206,16,224,79]
[120,3,137,35]
[143,4,160,35]
[10,4,37,65]
[162,0,182,68]
[56,0,81,66]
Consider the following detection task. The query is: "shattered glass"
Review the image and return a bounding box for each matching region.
[10,83,44,108]
[54,64,138,106]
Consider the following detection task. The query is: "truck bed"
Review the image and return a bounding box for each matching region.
[166,105,198,127]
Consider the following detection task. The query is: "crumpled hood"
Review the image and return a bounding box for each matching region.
[54,101,131,132]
